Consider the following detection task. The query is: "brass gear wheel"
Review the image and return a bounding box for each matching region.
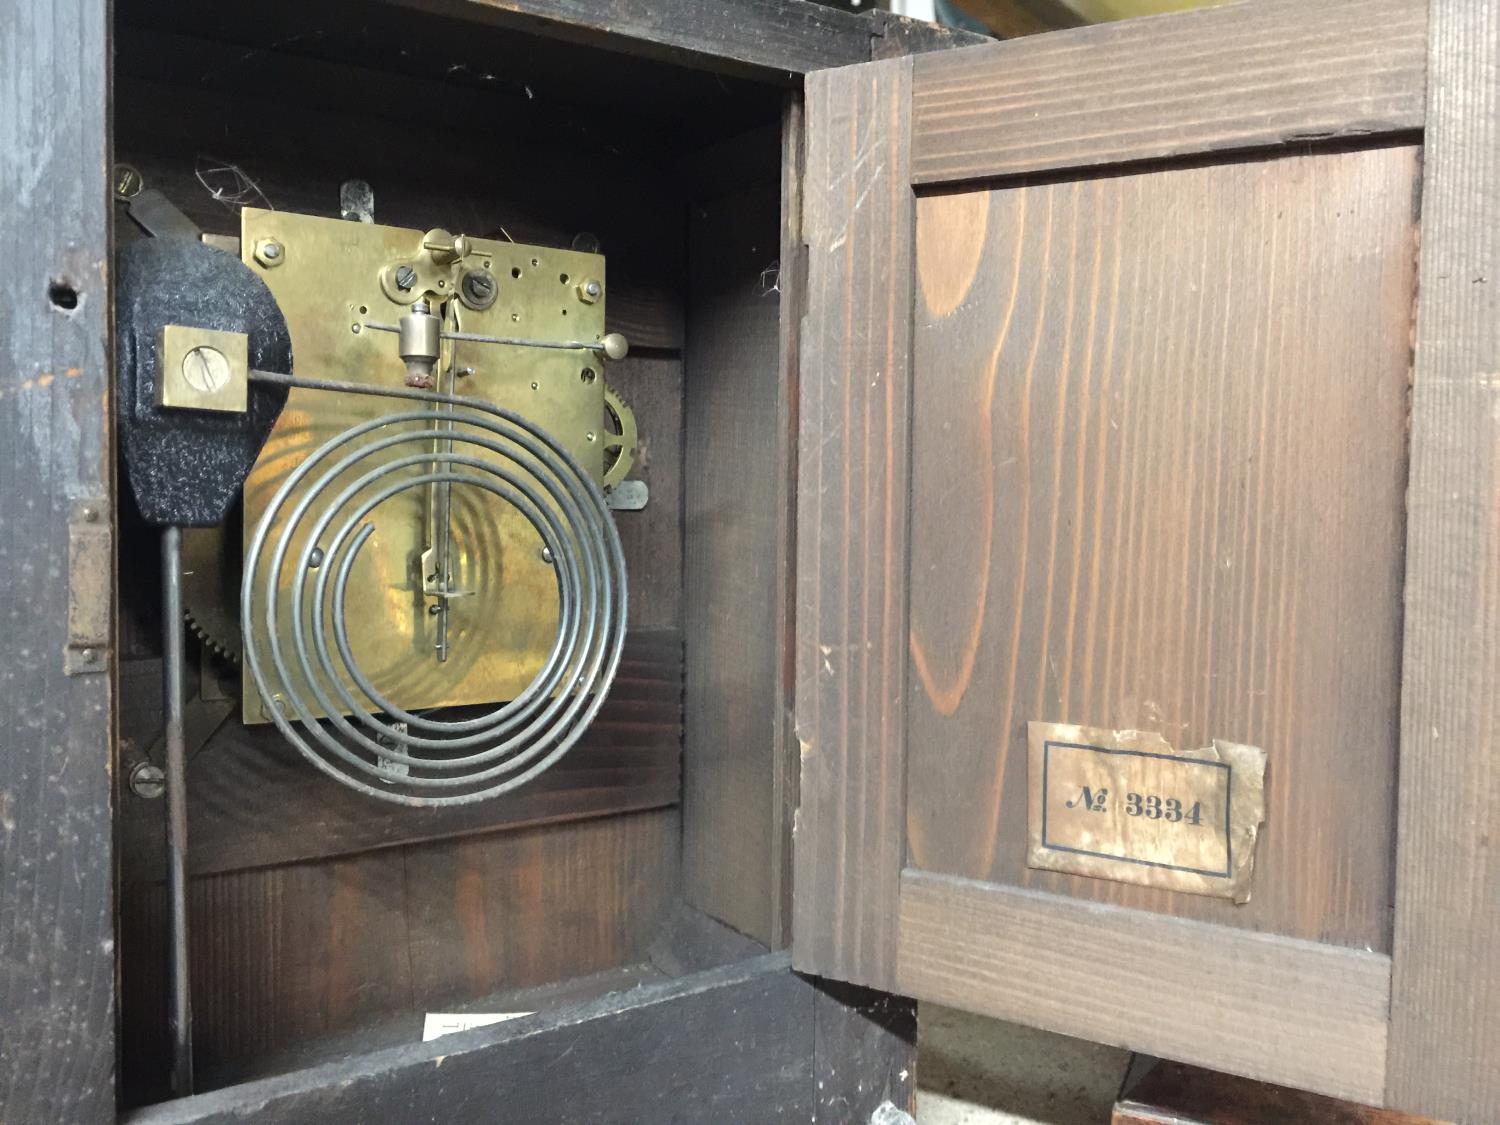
[601,384,638,491]
[182,524,243,663]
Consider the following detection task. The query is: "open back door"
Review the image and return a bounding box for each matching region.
[792,1,1500,1119]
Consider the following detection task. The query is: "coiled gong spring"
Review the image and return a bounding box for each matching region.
[242,371,626,806]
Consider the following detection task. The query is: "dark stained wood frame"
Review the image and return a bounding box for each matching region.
[1386,0,1500,1118]
[121,955,916,1125]
[794,54,916,993]
[389,0,982,81]
[0,0,116,1121]
[908,0,1427,185]
[793,0,1499,1117]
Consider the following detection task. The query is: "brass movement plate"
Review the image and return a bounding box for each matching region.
[239,208,608,723]
[1027,722,1266,902]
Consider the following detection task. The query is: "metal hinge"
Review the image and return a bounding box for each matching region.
[65,497,111,675]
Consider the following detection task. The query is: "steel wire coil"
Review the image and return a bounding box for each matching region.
[242,371,626,806]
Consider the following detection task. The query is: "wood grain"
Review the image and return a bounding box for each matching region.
[117,630,683,881]
[869,9,989,60]
[402,809,678,1012]
[1385,0,1500,1117]
[605,360,684,631]
[898,870,1391,1105]
[905,147,1419,950]
[121,853,414,1103]
[773,92,808,951]
[0,0,115,1120]
[793,56,916,991]
[1116,1058,1439,1125]
[910,0,1427,185]
[120,809,678,1101]
[682,186,785,945]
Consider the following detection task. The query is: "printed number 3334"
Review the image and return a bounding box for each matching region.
[1065,787,1204,825]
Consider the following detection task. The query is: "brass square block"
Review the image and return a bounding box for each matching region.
[156,324,248,413]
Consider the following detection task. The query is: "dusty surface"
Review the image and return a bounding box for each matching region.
[918,1005,1129,1124]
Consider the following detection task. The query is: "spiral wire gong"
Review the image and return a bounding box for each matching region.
[241,371,627,806]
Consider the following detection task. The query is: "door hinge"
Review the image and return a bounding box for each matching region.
[65,497,111,675]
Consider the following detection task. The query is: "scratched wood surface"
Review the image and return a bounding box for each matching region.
[793,56,915,991]
[904,145,1420,950]
[910,0,1427,186]
[1385,0,1500,1116]
[898,872,1391,1105]
[0,0,116,1122]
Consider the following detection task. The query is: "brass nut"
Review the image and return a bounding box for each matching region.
[576,278,602,304]
[254,238,285,268]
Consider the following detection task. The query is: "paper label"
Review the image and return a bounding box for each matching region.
[1027,722,1266,902]
[421,1011,532,1042]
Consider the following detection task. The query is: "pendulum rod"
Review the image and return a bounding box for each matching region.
[161,525,194,1096]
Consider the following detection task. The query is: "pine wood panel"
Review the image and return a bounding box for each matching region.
[905,146,1419,950]
[120,809,678,1101]
[683,186,786,945]
[1115,1058,1440,1125]
[910,0,1427,185]
[1386,0,1500,1117]
[793,56,916,991]
[117,630,683,881]
[898,871,1391,1105]
[403,809,678,1011]
[612,358,684,630]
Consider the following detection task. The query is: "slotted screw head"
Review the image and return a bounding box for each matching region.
[461,268,498,309]
[113,163,144,200]
[395,264,417,291]
[129,762,165,800]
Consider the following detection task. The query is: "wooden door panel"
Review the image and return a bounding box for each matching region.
[906,147,1418,950]
[795,2,1500,1116]
[908,0,1427,184]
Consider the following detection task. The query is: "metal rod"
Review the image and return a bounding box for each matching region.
[162,525,194,1097]
[425,304,460,662]
[360,320,605,353]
